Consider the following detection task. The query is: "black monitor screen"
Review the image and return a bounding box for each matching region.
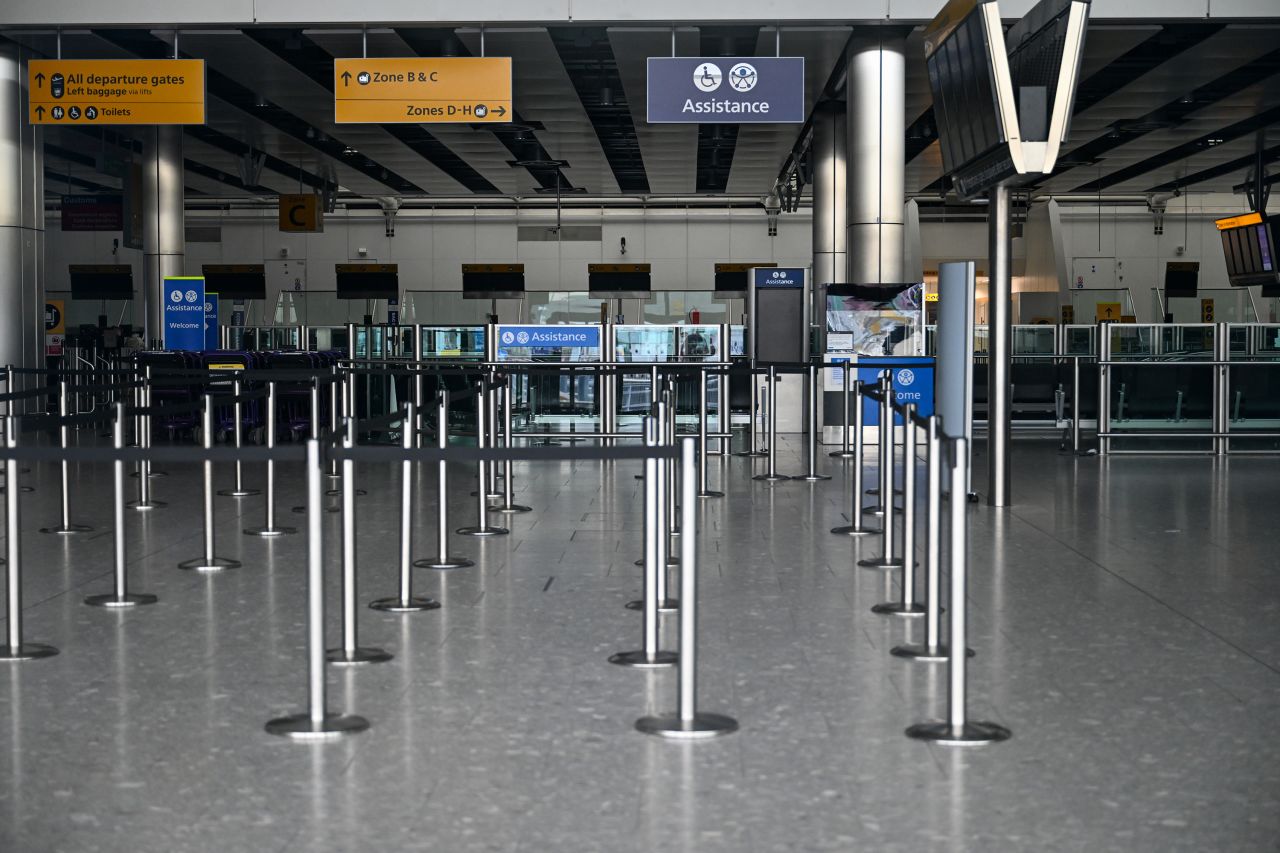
[462,271,525,296]
[588,270,651,295]
[714,270,747,292]
[1164,263,1199,298]
[336,267,398,300]
[202,266,266,300]
[69,265,133,300]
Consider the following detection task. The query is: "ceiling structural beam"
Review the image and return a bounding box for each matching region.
[771,29,857,200]
[695,26,761,194]
[1146,142,1280,194]
[546,27,649,193]
[93,28,424,194]
[393,27,569,192]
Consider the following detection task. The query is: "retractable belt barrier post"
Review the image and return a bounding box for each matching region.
[416,390,474,570]
[328,368,341,479]
[40,381,93,534]
[630,398,677,610]
[486,369,502,497]
[873,403,925,616]
[127,370,164,510]
[754,365,787,482]
[458,382,509,537]
[831,380,873,537]
[86,404,158,608]
[218,377,260,497]
[736,363,766,457]
[907,436,1011,746]
[179,394,242,572]
[244,381,296,537]
[665,379,680,538]
[794,362,831,481]
[265,438,370,740]
[328,416,393,665]
[697,369,723,498]
[859,374,905,570]
[636,437,737,739]
[611,415,678,670]
[830,362,858,459]
[496,380,531,514]
[0,419,59,661]
[293,383,336,514]
[370,402,441,613]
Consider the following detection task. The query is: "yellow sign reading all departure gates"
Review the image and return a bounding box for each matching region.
[333,57,513,123]
[28,59,205,125]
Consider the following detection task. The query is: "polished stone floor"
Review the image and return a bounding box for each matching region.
[0,433,1277,852]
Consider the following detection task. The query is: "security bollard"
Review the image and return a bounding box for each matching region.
[831,380,874,537]
[327,416,393,664]
[415,390,474,570]
[0,419,59,661]
[85,404,158,608]
[696,369,723,498]
[495,381,531,514]
[873,403,926,616]
[217,377,260,497]
[753,366,788,482]
[457,382,509,537]
[610,416,678,669]
[265,439,371,740]
[40,380,93,534]
[370,402,441,613]
[906,437,1011,746]
[793,361,831,481]
[859,374,905,569]
[179,394,242,571]
[244,381,297,537]
[636,437,738,739]
[830,361,858,458]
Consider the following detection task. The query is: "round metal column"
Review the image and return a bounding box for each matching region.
[142,126,185,347]
[812,100,847,289]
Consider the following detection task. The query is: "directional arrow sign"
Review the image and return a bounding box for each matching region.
[333,57,512,124]
[28,59,205,125]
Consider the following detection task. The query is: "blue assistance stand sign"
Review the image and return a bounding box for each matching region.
[163,276,207,351]
[858,356,935,426]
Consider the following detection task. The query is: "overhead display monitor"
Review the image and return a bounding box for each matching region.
[588,263,651,297]
[1163,261,1199,298]
[1215,212,1278,287]
[68,264,133,300]
[462,263,525,299]
[202,264,267,300]
[714,262,776,292]
[335,263,399,300]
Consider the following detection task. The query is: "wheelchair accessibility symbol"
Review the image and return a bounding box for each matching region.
[896,368,915,387]
[693,63,722,92]
[500,331,515,345]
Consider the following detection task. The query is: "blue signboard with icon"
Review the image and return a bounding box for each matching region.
[204,292,219,350]
[858,357,935,425]
[163,276,206,352]
[496,325,600,354]
[752,267,805,288]
[647,57,805,124]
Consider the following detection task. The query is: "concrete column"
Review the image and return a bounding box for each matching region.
[0,43,45,378]
[987,184,1012,506]
[846,32,906,285]
[142,126,184,346]
[811,101,847,288]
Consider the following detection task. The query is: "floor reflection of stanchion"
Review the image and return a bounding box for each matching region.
[874,403,925,616]
[793,361,831,481]
[830,362,858,459]
[180,394,242,572]
[906,436,1010,746]
[217,377,259,497]
[696,369,723,498]
[244,381,296,537]
[636,437,737,739]
[266,438,370,740]
[86,404,158,608]
[753,365,788,482]
[415,390,474,570]
[611,415,678,669]
[40,380,92,534]
[0,418,59,661]
[457,382,509,537]
[831,380,874,537]
[370,402,441,613]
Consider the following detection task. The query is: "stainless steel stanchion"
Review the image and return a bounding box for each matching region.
[859,375,904,569]
[40,380,93,534]
[327,368,341,479]
[736,363,766,456]
[293,383,337,514]
[753,365,788,482]
[457,383,509,537]
[636,437,738,739]
[415,390,474,570]
[793,361,831,481]
[906,436,1010,746]
[86,405,158,608]
[370,402,441,613]
[665,378,681,537]
[217,377,260,497]
[696,369,723,498]
[180,395,242,571]
[873,403,925,616]
[244,381,296,537]
[327,416,392,665]
[630,399,678,606]
[127,373,164,510]
[0,418,59,661]
[495,380,531,513]
[864,372,897,513]
[265,439,371,740]
[831,380,874,537]
[140,367,165,478]
[830,362,858,458]
[611,416,678,669]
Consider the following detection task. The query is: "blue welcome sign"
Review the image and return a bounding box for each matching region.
[163,276,206,351]
[858,357,935,425]
[204,292,219,350]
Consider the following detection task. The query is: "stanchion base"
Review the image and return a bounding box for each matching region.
[217,488,261,497]
[734,449,768,457]
[130,470,168,479]
[624,597,678,613]
[633,557,680,568]
[369,595,441,613]
[905,720,1011,746]
[871,601,927,617]
[752,474,790,482]
[177,556,242,572]
[127,500,166,511]
[494,503,532,514]
[0,643,59,661]
[828,450,859,459]
[413,556,475,570]
[244,525,297,537]
[326,489,368,497]
[890,643,973,662]
[39,523,94,535]
[608,650,677,668]
[635,712,738,739]
[85,592,158,608]
[290,505,340,515]
[265,712,370,740]
[791,473,832,482]
[456,525,509,536]
[326,646,394,665]
[470,491,504,500]
[831,524,876,537]
[697,490,725,499]
[857,555,905,569]
[866,488,903,497]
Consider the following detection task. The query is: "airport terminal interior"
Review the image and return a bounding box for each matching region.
[0,1,1278,851]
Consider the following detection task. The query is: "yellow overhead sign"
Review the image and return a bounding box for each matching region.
[1095,302,1122,323]
[279,195,323,233]
[1214,212,1263,231]
[333,57,513,124]
[28,59,205,125]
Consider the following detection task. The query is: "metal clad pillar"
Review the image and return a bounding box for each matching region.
[812,100,847,289]
[987,185,1012,506]
[142,126,185,347]
[0,44,45,378]
[846,32,905,286]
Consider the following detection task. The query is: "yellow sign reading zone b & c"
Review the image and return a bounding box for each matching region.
[334,57,512,123]
[28,59,206,125]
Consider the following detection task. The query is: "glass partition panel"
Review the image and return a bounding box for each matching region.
[419,325,485,359]
[642,291,736,325]
[403,291,521,325]
[1069,288,1136,323]
[1063,325,1095,355]
[275,292,383,326]
[524,293,611,324]
[1013,325,1057,355]
[1156,287,1258,323]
